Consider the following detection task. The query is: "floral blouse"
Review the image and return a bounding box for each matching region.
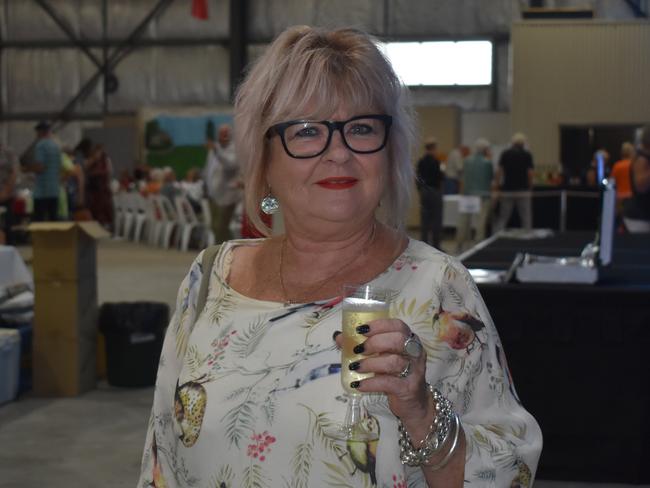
[138,238,542,488]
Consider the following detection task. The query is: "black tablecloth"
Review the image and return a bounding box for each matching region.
[462,232,650,483]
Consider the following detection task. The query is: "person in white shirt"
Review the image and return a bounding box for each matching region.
[204,124,241,243]
[179,167,204,213]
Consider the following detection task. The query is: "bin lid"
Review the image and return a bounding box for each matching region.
[0,328,20,349]
[28,221,110,239]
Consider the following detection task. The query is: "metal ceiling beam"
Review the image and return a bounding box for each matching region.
[623,0,648,17]
[33,0,103,69]
[0,38,229,49]
[229,0,248,100]
[0,111,133,122]
[50,0,174,131]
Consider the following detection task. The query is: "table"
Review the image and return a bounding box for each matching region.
[462,232,650,483]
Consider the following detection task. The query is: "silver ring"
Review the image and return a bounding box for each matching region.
[398,360,411,378]
[403,332,423,359]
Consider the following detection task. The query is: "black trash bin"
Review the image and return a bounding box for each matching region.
[99,302,169,387]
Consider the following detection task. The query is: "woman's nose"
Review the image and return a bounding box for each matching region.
[322,129,351,163]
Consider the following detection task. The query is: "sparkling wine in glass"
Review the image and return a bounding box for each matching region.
[327,284,390,441]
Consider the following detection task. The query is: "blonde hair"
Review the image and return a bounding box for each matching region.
[512,132,527,146]
[621,141,634,159]
[234,25,415,236]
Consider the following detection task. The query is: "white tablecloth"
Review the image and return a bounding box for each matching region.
[443,195,481,230]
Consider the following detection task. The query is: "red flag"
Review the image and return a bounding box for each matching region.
[191,0,209,20]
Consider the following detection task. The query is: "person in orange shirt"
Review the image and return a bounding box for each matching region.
[611,142,635,222]
[611,142,634,200]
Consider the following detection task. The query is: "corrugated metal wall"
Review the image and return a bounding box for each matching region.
[511,21,650,166]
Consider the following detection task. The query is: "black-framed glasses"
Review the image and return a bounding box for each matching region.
[267,114,393,159]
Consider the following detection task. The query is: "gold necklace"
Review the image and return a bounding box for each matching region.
[279,222,377,305]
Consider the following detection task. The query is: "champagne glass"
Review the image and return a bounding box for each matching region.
[327,284,390,441]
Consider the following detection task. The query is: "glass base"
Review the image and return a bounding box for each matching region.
[324,422,379,441]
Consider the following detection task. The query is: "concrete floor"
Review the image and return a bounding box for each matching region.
[0,238,646,487]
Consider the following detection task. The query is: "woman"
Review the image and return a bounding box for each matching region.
[139,26,541,487]
[85,144,114,230]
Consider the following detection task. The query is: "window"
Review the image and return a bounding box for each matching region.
[379,41,493,86]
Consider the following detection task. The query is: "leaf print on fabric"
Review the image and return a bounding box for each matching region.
[223,398,257,448]
[209,464,234,488]
[261,387,278,425]
[185,345,208,376]
[231,317,268,358]
[470,423,533,487]
[322,461,356,488]
[154,437,200,486]
[207,285,236,326]
[242,463,268,488]
[290,442,312,488]
[175,286,192,359]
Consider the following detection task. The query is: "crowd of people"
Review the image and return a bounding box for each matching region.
[0,120,251,247]
[0,122,116,244]
[415,125,650,253]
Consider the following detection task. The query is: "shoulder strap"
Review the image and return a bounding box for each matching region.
[195,244,222,321]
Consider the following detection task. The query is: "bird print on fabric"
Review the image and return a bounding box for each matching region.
[346,414,380,486]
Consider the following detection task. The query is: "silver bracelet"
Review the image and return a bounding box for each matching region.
[397,384,455,467]
[424,412,461,471]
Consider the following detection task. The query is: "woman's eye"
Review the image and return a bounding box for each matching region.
[292,124,320,138]
[348,123,374,136]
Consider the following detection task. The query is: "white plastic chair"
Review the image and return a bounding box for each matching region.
[200,198,216,247]
[121,192,139,239]
[175,195,204,251]
[156,195,178,249]
[112,192,126,238]
[132,194,153,243]
[148,196,165,246]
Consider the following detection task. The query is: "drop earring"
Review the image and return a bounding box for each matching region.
[260,193,280,215]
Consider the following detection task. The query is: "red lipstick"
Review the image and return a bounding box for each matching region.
[315,177,358,190]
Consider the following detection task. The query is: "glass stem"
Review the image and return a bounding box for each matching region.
[345,393,363,431]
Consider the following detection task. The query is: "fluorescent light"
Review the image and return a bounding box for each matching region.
[379,40,492,86]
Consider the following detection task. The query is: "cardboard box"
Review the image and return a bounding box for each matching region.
[28,222,109,396]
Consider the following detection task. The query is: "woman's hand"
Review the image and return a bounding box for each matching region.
[334,319,434,440]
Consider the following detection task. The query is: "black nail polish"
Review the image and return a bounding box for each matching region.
[356,324,370,334]
[349,361,360,371]
[332,330,341,341]
[353,343,365,354]
[350,381,361,389]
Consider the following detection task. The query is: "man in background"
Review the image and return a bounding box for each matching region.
[29,121,62,222]
[0,141,19,244]
[205,124,241,243]
[494,132,534,231]
[416,137,445,248]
